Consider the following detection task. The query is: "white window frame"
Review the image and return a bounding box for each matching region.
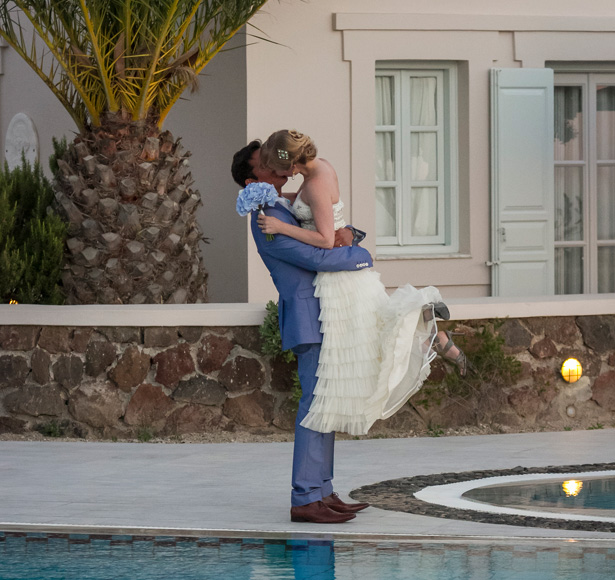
[554,70,615,294]
[376,61,459,256]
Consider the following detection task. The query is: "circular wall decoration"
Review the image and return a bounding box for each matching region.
[5,112,39,169]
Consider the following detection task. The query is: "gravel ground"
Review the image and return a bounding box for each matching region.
[0,422,604,444]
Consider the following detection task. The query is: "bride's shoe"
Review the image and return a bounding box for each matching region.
[423,302,451,322]
[434,331,472,377]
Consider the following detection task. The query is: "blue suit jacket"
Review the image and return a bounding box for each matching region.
[251,203,373,351]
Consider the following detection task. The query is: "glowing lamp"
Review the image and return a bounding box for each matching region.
[561,358,582,383]
[562,479,583,497]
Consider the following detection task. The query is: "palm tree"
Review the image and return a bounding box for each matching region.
[0,0,270,304]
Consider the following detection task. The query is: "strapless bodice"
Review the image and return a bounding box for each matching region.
[292,192,347,231]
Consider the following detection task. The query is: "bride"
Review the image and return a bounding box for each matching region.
[257,129,470,435]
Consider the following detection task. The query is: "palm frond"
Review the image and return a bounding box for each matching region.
[0,0,272,131]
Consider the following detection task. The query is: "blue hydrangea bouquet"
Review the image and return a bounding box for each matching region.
[236,182,279,241]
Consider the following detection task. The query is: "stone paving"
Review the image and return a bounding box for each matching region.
[0,429,614,540]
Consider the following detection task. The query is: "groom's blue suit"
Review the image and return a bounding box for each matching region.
[251,201,372,506]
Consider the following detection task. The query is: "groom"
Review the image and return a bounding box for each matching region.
[232,141,371,523]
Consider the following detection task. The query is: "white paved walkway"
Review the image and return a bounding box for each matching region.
[0,430,613,540]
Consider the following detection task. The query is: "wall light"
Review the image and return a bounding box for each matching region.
[561,358,582,383]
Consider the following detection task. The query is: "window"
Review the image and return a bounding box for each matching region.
[375,63,458,254]
[554,73,615,294]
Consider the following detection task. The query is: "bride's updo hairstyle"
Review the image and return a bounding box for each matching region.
[260,130,318,172]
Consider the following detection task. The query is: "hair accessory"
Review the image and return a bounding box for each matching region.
[277,149,289,160]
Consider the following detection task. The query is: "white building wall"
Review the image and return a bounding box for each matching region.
[0,43,74,176]
[2,2,615,305]
[166,35,249,303]
[245,0,615,304]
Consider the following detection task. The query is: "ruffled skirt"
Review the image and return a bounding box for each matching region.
[299,269,441,436]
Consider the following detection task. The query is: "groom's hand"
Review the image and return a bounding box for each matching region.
[334,227,353,247]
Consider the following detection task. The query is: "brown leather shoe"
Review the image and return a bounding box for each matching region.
[322,492,370,513]
[290,500,356,523]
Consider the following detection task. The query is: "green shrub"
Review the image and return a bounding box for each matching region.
[260,300,302,408]
[462,320,522,385]
[0,156,67,304]
[34,419,66,438]
[427,424,444,437]
[259,300,296,363]
[136,425,155,442]
[416,320,522,408]
[49,136,68,177]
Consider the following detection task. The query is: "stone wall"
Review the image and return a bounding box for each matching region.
[400,315,615,434]
[0,325,297,438]
[0,315,613,439]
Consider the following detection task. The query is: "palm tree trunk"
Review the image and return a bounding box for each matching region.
[55,113,208,304]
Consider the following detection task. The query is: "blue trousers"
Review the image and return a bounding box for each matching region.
[291,343,335,507]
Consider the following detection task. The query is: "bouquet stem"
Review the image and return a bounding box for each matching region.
[259,208,274,241]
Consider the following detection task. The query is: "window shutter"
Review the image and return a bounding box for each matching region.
[490,68,555,296]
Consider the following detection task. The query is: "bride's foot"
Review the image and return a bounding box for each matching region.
[434,330,472,377]
[422,302,450,323]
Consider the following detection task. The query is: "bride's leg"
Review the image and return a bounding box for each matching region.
[435,331,461,356]
[419,305,439,356]
[433,331,471,377]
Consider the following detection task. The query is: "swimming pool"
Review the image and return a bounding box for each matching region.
[415,471,615,526]
[1,532,613,580]
[352,463,615,532]
[462,475,615,516]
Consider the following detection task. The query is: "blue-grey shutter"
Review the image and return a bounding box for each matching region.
[490,68,555,296]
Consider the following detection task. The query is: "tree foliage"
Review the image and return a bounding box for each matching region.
[0,157,67,304]
[0,0,270,132]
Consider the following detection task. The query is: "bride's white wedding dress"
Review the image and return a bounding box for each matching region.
[293,193,441,435]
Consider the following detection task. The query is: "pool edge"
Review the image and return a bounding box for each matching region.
[2,522,615,545]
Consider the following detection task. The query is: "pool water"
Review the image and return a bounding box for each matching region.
[0,532,613,580]
[462,476,615,513]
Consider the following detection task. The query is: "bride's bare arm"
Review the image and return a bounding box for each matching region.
[257,181,336,249]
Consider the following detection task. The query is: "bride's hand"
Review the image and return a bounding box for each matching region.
[257,214,284,235]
